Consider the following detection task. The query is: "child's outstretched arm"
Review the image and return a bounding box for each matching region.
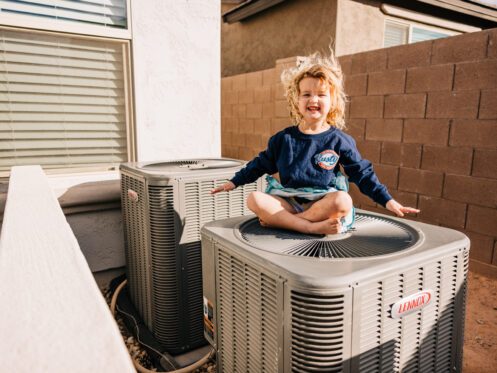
[210,134,279,195]
[386,199,420,217]
[211,181,235,194]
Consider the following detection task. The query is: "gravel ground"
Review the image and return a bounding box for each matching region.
[463,271,497,373]
[102,286,216,373]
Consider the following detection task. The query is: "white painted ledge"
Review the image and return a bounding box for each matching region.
[0,166,134,373]
[0,170,121,217]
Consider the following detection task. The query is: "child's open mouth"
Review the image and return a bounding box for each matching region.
[307,105,320,112]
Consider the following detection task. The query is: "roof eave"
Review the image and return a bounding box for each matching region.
[222,0,287,24]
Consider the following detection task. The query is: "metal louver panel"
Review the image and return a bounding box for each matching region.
[356,254,462,372]
[290,292,347,373]
[120,173,152,327]
[457,249,469,369]
[184,179,259,243]
[147,184,181,349]
[184,241,205,345]
[434,255,459,372]
[217,248,280,373]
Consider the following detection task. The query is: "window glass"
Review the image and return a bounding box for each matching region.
[411,27,449,43]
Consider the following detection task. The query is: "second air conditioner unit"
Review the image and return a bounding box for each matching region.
[202,210,469,372]
[120,158,264,354]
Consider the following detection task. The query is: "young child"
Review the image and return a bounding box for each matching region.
[212,51,419,235]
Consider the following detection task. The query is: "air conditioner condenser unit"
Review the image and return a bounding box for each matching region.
[120,158,264,354]
[201,210,469,372]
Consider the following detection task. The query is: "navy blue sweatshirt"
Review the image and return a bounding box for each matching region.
[231,125,392,207]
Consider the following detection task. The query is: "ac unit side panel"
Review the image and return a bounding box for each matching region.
[351,247,468,373]
[454,248,470,372]
[212,240,285,373]
[120,170,154,330]
[169,177,262,352]
[147,181,187,351]
[178,240,206,351]
[201,235,217,349]
[284,285,353,373]
[121,161,265,354]
[180,177,262,245]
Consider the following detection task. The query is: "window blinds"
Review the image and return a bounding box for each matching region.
[0,29,129,171]
[384,21,409,47]
[0,0,127,29]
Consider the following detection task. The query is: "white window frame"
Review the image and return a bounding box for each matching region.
[381,4,481,34]
[384,17,461,47]
[0,24,136,179]
[0,0,131,40]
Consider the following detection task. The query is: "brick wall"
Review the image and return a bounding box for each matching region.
[221,29,497,275]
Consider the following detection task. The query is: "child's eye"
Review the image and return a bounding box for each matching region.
[302,94,310,97]
[319,94,327,97]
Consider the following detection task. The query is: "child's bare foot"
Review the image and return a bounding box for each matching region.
[309,218,341,235]
[259,218,269,227]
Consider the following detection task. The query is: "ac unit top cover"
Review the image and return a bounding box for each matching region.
[120,158,245,182]
[201,210,469,289]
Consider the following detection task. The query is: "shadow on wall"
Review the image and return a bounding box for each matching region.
[57,179,124,272]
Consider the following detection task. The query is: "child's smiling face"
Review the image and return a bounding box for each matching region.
[298,77,332,127]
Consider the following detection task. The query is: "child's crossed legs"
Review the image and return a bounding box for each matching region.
[246,190,352,235]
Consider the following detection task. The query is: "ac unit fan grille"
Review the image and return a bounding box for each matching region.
[291,291,346,373]
[140,159,243,171]
[238,213,419,258]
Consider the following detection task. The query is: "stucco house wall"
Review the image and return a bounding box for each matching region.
[133,0,221,161]
[335,0,385,56]
[221,0,338,77]
[221,0,387,77]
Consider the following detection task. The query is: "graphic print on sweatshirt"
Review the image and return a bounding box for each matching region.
[314,149,339,170]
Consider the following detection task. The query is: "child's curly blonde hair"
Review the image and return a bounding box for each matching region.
[281,51,347,130]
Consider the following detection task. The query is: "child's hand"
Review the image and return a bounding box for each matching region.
[211,181,235,194]
[386,200,420,217]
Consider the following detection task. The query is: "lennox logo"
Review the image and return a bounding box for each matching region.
[128,189,139,202]
[391,289,433,319]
